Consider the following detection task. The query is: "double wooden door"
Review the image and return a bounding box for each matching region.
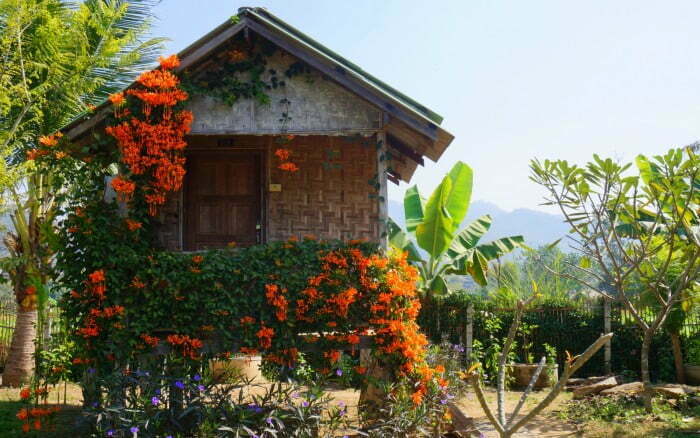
[184,152,262,250]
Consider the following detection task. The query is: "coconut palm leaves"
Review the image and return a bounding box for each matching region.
[389,161,525,296]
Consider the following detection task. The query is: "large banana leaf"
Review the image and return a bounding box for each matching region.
[387,217,423,262]
[444,161,474,232]
[416,175,454,257]
[474,235,525,260]
[447,215,492,258]
[404,185,425,233]
[415,162,473,257]
[447,235,524,281]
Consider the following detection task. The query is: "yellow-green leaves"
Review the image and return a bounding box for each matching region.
[416,161,473,257]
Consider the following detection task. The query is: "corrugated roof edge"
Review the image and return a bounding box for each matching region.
[239,7,444,125]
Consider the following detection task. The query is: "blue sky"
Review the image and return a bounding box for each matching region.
[152,1,700,211]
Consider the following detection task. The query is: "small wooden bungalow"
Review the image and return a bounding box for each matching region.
[63,7,454,250]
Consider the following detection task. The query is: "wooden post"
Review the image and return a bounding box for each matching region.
[376,130,388,248]
[604,299,611,375]
[465,303,474,365]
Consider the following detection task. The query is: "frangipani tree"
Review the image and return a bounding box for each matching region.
[388,161,524,297]
[530,149,700,411]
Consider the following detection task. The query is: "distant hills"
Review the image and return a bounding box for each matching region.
[387,199,571,251]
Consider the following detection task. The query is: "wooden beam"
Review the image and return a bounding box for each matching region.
[387,173,399,185]
[386,133,424,166]
[178,20,248,71]
[244,20,438,142]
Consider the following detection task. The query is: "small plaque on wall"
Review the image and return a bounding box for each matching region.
[269,184,282,192]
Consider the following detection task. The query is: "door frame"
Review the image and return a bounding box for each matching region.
[182,148,266,251]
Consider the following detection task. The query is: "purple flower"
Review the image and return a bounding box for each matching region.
[87,367,96,374]
[106,430,115,437]
[335,369,343,376]
[266,417,273,425]
[91,402,98,408]
[151,396,160,406]
[440,399,448,405]
[197,385,205,391]
[292,392,300,398]
[193,373,201,382]
[174,380,185,389]
[338,401,345,408]
[154,388,161,396]
[302,401,309,407]
[130,426,139,433]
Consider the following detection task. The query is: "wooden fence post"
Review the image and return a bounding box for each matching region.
[465,303,474,364]
[604,299,611,375]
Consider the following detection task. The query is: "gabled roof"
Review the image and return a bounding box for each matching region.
[63,7,454,183]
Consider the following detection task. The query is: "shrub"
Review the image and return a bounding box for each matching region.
[687,337,700,364]
[82,370,352,437]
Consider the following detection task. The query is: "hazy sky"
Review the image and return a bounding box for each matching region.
[152,1,700,211]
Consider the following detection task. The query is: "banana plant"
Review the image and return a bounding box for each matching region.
[388,161,525,297]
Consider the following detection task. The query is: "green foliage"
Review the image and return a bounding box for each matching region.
[389,161,524,297]
[419,292,686,380]
[181,33,314,108]
[558,394,700,431]
[686,337,700,364]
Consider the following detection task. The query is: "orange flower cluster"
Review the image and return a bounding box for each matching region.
[166,334,203,360]
[16,405,60,432]
[140,333,160,347]
[256,325,274,349]
[274,143,299,172]
[125,218,142,231]
[27,132,64,161]
[265,347,298,367]
[240,316,255,325]
[105,54,193,216]
[89,305,125,318]
[265,284,288,321]
[111,176,136,202]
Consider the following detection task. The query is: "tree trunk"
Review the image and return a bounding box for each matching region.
[640,329,653,413]
[2,308,37,387]
[669,331,686,384]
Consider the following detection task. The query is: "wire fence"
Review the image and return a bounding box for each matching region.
[0,298,61,368]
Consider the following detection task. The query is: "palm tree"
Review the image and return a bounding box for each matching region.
[0,0,163,386]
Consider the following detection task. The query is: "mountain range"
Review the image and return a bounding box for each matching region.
[387,199,571,251]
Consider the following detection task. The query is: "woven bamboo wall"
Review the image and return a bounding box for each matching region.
[266,135,380,242]
[153,135,381,250]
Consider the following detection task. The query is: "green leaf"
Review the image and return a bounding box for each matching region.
[473,235,524,261]
[416,175,454,257]
[404,185,425,233]
[579,256,591,269]
[444,161,474,232]
[430,275,450,296]
[387,217,423,262]
[447,215,492,258]
[467,251,488,286]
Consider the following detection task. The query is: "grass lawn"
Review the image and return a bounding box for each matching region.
[0,383,83,437]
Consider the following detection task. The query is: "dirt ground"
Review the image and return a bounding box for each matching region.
[455,388,578,437]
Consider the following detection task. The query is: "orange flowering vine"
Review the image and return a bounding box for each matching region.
[105,54,193,216]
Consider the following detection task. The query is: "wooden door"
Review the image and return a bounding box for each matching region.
[184,152,262,250]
